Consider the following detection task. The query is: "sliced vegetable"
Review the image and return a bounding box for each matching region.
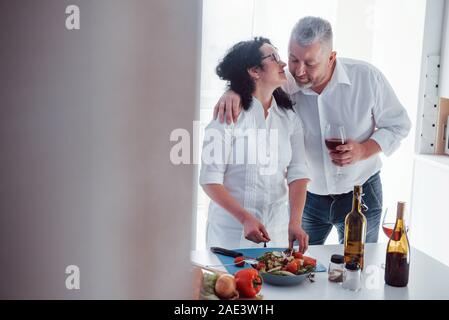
[234,256,245,267]
[255,261,266,271]
[278,270,296,276]
[303,256,317,267]
[286,261,298,274]
[269,270,297,276]
[256,250,316,276]
[293,251,303,259]
[267,266,282,273]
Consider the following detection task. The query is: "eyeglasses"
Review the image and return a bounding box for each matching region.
[261,51,282,64]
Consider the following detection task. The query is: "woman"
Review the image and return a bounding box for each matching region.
[199,37,310,250]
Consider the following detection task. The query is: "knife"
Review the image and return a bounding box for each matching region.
[210,247,243,258]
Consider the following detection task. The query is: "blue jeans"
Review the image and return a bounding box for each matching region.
[302,172,382,244]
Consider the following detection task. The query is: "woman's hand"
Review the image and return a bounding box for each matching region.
[242,213,271,244]
[287,179,309,253]
[288,223,309,253]
[213,90,242,124]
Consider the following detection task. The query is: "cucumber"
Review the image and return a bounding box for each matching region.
[266,266,282,273]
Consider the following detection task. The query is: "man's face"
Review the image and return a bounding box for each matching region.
[288,40,336,92]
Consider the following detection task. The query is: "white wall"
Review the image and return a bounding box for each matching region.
[0,0,201,299]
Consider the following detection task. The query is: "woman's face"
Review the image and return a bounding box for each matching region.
[257,43,287,88]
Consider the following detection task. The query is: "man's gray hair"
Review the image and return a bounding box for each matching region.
[290,16,333,49]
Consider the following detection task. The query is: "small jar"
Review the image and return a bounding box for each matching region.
[342,262,362,291]
[328,254,344,283]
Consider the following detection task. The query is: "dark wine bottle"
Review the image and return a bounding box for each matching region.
[385,201,410,287]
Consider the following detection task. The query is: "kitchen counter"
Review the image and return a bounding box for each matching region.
[191,243,449,299]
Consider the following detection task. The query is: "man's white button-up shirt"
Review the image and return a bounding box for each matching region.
[284,57,411,195]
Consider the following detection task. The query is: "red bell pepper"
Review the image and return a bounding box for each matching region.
[235,268,262,298]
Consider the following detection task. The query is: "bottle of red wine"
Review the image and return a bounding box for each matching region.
[385,201,410,287]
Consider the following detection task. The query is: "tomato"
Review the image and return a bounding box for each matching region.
[303,256,317,267]
[234,256,245,267]
[255,261,265,271]
[294,258,303,267]
[286,261,298,274]
[293,251,303,259]
[235,269,263,298]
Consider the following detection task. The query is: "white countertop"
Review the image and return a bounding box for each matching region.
[191,243,449,300]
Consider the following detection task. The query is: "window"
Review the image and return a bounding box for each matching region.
[195,0,426,249]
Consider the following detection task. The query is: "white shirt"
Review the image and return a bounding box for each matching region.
[199,97,309,248]
[284,58,411,195]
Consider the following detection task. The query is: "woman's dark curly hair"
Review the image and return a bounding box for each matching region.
[216,37,293,111]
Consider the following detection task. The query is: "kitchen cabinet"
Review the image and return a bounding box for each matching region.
[415,0,446,154]
[437,3,449,152]
[410,155,449,266]
[439,2,449,98]
[412,1,449,267]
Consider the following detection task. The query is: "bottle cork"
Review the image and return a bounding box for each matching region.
[397,201,406,219]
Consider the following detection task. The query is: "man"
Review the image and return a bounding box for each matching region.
[214,16,411,250]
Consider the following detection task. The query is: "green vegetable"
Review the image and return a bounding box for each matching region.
[200,273,219,300]
[277,270,296,276]
[266,270,296,276]
[267,266,282,273]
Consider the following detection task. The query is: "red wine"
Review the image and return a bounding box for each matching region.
[384,202,410,287]
[382,223,395,238]
[384,223,409,240]
[385,252,409,287]
[325,138,345,151]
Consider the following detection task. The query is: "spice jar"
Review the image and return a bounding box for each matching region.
[328,254,344,283]
[342,262,362,291]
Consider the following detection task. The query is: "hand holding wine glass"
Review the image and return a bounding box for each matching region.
[324,123,347,179]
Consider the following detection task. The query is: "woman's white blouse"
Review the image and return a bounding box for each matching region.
[199,96,310,233]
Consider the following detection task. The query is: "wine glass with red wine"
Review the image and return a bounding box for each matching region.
[382,207,396,239]
[324,123,347,179]
[381,206,409,270]
[382,207,409,239]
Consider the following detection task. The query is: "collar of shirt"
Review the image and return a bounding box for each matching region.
[249,95,288,120]
[288,58,352,96]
